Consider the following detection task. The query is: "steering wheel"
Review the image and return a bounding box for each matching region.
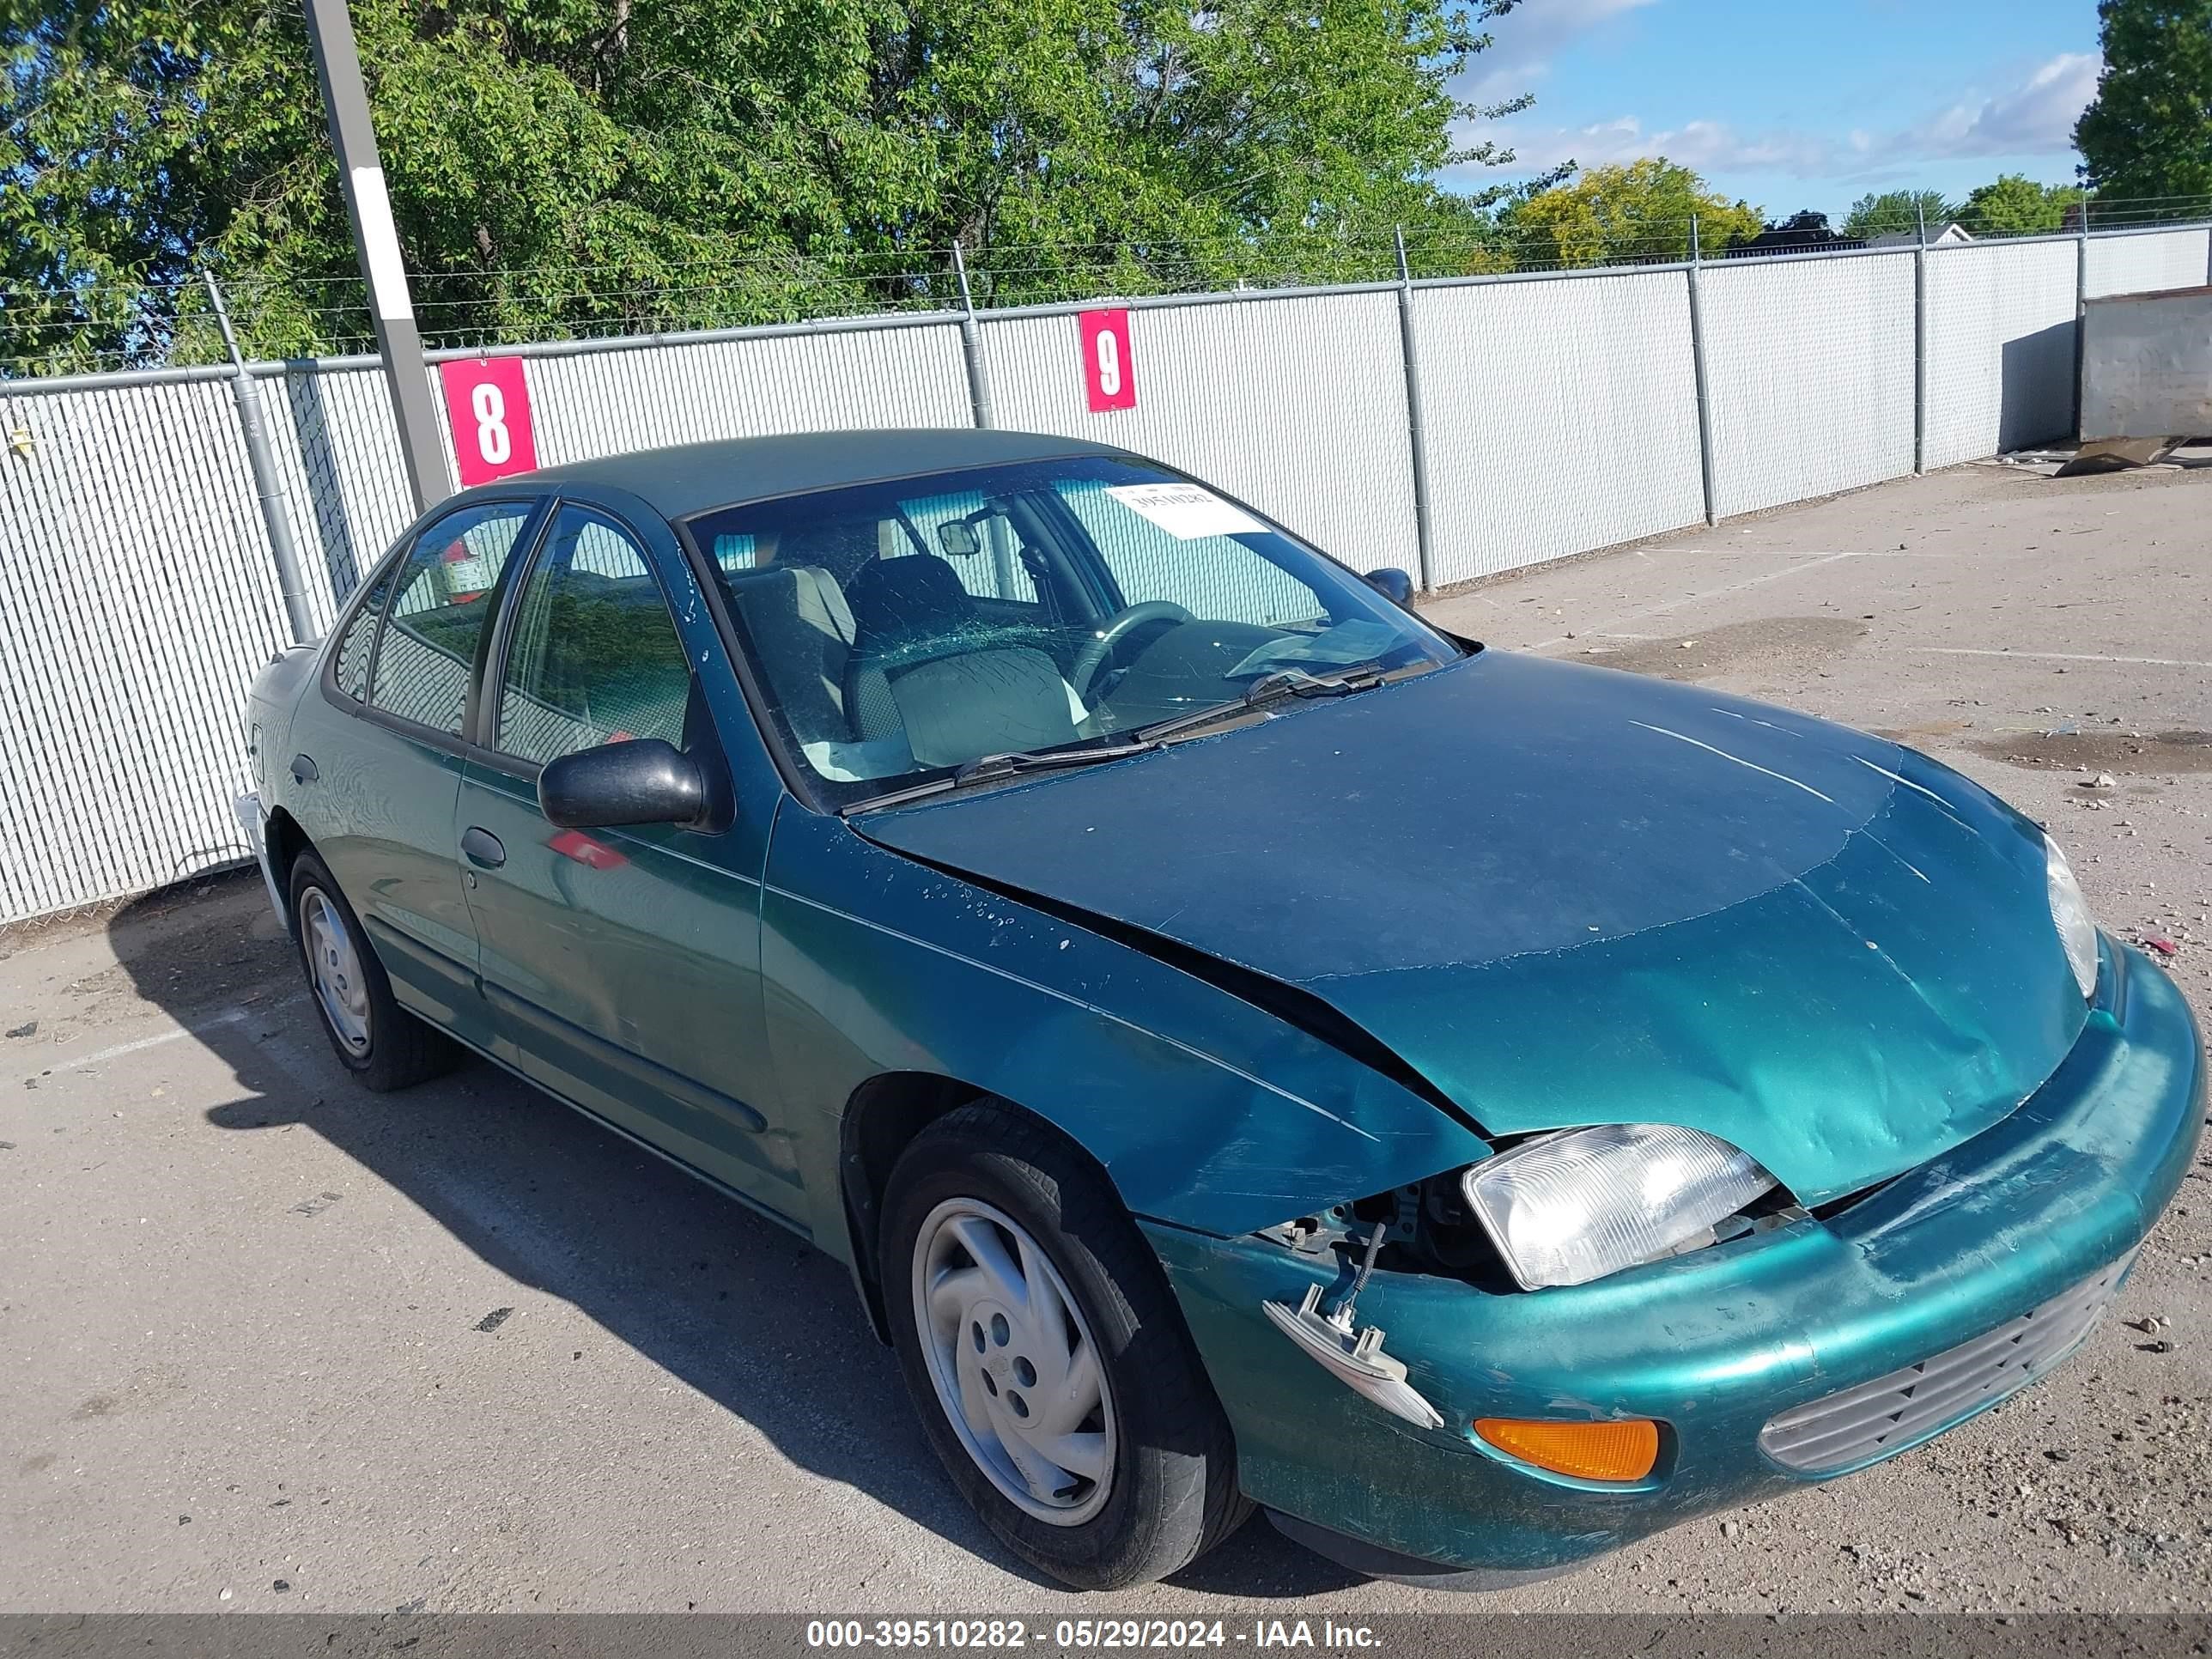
[1068,602,1195,702]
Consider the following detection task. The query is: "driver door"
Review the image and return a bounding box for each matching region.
[456,502,799,1218]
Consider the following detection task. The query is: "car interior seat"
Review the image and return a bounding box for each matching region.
[722,565,861,744]
[844,556,989,739]
[884,647,1080,769]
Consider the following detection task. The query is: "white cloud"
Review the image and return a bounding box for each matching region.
[1461,0,1660,106]
[1908,52,2100,158]
[1454,52,2100,189]
[1464,116,1851,182]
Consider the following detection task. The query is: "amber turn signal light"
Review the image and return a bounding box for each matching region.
[1473,1417,1660,1482]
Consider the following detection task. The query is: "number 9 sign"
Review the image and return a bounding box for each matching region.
[438,356,538,486]
[1079,309,1136,413]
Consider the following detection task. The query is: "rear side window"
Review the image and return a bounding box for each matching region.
[331,569,394,702]
[495,506,695,766]
[368,502,535,734]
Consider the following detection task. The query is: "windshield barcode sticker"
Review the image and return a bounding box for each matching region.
[1104,483,1267,540]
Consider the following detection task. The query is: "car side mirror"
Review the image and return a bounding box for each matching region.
[538,738,708,830]
[1364,567,1415,607]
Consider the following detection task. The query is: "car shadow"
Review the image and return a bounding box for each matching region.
[106,872,1362,1601]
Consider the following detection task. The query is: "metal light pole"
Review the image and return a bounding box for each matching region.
[1912,200,1929,476]
[204,274,316,643]
[1391,227,1437,594]
[1686,214,1720,528]
[301,0,448,513]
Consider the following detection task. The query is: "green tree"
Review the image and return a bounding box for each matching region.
[3,0,1539,371]
[1841,189,1957,240]
[1958,173,2087,235]
[1499,160,1763,270]
[2075,0,2212,211]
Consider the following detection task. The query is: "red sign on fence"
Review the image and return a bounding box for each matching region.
[1079,309,1137,413]
[439,356,538,486]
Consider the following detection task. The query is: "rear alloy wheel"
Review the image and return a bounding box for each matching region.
[288,850,457,1092]
[883,1103,1248,1589]
[300,886,370,1058]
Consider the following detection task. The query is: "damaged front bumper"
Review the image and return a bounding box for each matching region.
[1143,939,2205,1580]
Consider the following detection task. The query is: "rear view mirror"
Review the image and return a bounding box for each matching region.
[938,520,983,559]
[539,738,707,830]
[1364,567,1415,607]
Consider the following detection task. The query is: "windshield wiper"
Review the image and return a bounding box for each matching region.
[840,740,1158,815]
[1133,660,1391,744]
[841,662,1399,815]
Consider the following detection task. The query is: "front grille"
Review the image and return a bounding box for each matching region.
[1758,1253,2133,1476]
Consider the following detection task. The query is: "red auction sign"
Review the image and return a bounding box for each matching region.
[1079,308,1136,413]
[439,356,538,486]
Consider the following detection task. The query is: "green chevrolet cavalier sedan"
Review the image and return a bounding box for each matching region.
[238,429,2205,1590]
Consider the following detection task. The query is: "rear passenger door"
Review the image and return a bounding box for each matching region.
[454,503,795,1215]
[302,497,543,1049]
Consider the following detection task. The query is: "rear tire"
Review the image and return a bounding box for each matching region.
[883,1102,1248,1589]
[288,850,457,1092]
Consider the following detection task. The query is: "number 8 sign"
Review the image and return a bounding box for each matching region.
[1079,309,1136,413]
[438,356,538,487]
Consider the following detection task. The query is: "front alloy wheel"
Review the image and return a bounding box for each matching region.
[882,1103,1248,1589]
[913,1198,1116,1525]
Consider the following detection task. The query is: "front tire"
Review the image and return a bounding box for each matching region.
[288,850,457,1091]
[883,1103,1247,1589]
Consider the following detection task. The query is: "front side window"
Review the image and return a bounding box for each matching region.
[369,502,534,734]
[688,456,1458,806]
[495,506,695,767]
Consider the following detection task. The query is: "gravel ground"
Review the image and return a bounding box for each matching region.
[2,457,2209,1617]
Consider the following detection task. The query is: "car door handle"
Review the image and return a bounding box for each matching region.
[460,827,507,869]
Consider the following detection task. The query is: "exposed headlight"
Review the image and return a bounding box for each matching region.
[1462,1124,1778,1290]
[2045,834,2099,1000]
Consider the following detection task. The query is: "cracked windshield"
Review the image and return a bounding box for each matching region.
[690,456,1461,801]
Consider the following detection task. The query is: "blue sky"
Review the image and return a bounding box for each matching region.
[1447,0,2104,220]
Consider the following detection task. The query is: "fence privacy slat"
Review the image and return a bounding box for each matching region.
[979,291,1420,575]
[1,226,2198,923]
[2084,228,2212,301]
[1413,271,1705,586]
[1703,252,1919,520]
[1921,240,2080,471]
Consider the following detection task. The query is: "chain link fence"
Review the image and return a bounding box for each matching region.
[14,195,2212,380]
[3,220,2211,923]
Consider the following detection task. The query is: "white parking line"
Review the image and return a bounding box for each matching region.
[1528,551,1855,648]
[1666,547,1981,558]
[1915,647,2212,670]
[68,1008,249,1069]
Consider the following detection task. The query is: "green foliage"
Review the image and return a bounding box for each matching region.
[2075,0,2212,209]
[1957,173,2087,235]
[1498,160,1764,270]
[2,0,1531,370]
[1841,190,1957,240]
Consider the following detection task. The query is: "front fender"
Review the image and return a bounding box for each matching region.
[760,801,1487,1253]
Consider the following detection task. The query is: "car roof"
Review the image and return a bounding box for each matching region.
[513,428,1136,520]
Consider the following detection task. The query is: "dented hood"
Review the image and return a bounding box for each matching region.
[857,651,2092,1205]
